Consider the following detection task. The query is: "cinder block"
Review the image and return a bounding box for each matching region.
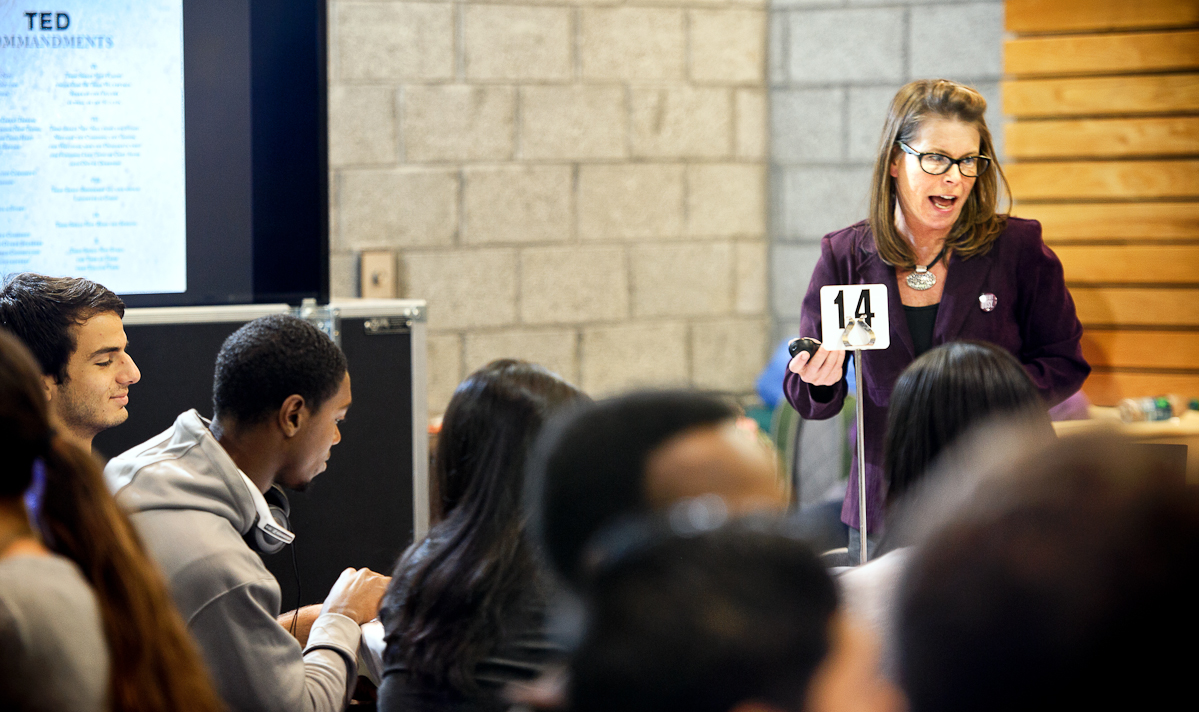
[404,85,516,162]
[401,249,518,330]
[973,81,1005,159]
[687,163,766,237]
[426,333,463,417]
[735,240,767,314]
[780,166,873,240]
[788,9,904,84]
[339,169,458,250]
[691,318,769,392]
[736,88,766,160]
[631,242,733,318]
[463,165,572,244]
[329,251,359,299]
[521,246,629,324]
[771,242,823,320]
[581,8,685,81]
[464,328,579,385]
[580,321,689,396]
[772,88,845,165]
[910,4,1003,81]
[521,85,626,160]
[629,86,731,158]
[690,9,766,84]
[578,164,684,240]
[336,3,453,81]
[328,86,397,167]
[847,85,902,163]
[768,11,788,84]
[464,6,571,81]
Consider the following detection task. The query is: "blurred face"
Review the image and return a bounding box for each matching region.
[644,419,787,515]
[44,311,140,446]
[804,614,905,712]
[889,117,981,241]
[277,372,351,491]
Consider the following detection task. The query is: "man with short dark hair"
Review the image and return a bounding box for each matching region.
[106,314,388,712]
[527,390,787,588]
[569,520,901,712]
[0,272,140,452]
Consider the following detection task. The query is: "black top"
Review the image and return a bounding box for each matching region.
[904,303,940,358]
[377,538,562,712]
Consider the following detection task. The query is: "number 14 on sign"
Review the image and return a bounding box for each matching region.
[819,284,890,350]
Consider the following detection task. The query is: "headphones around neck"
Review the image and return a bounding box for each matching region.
[244,483,295,556]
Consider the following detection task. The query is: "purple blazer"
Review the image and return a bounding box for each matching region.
[783,217,1089,532]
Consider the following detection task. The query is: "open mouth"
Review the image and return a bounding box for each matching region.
[929,195,957,211]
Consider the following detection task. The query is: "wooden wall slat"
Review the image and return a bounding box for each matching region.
[1082,330,1199,369]
[1007,160,1199,200]
[1083,371,1199,405]
[1003,74,1199,117]
[1008,0,1199,34]
[1006,117,1199,159]
[1006,31,1199,78]
[1071,287,1199,327]
[1026,203,1199,241]
[1056,245,1199,284]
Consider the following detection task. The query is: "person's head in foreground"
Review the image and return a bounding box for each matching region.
[0,330,221,712]
[568,514,903,712]
[211,312,351,492]
[380,360,586,695]
[883,340,1049,508]
[870,79,1010,266]
[527,390,786,588]
[0,272,140,451]
[899,432,1199,712]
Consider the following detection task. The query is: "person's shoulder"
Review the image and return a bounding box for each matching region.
[1000,216,1045,246]
[821,220,872,254]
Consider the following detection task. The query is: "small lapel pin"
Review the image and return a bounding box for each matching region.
[979,293,997,312]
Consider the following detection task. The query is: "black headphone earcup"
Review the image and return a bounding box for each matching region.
[246,486,292,556]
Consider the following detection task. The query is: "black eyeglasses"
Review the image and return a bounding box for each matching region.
[898,141,991,178]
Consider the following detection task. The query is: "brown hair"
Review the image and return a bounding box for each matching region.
[0,331,225,712]
[868,79,1011,269]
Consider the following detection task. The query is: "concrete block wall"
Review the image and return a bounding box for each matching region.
[768,0,1005,342]
[327,0,770,412]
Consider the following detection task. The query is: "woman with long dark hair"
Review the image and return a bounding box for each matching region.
[378,359,587,712]
[0,330,223,712]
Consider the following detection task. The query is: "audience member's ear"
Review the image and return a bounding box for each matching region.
[277,394,307,438]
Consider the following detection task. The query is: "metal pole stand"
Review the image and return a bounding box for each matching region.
[839,316,875,566]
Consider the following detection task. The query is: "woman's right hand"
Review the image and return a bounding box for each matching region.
[788,341,846,387]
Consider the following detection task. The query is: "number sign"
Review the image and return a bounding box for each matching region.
[819,284,890,350]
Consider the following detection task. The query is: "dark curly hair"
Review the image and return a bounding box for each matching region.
[0,272,126,383]
[213,314,347,425]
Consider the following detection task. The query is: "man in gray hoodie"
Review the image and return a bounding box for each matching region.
[106,314,389,712]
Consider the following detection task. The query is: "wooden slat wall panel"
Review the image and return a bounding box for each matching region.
[1083,372,1199,406]
[1008,0,1199,34]
[1071,287,1199,327]
[1006,118,1199,159]
[1055,246,1199,284]
[1082,331,1199,369]
[1006,1,1199,402]
[1003,74,1199,117]
[1006,31,1199,77]
[1025,203,1199,240]
[1007,160,1199,201]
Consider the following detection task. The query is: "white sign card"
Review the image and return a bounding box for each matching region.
[819,284,890,350]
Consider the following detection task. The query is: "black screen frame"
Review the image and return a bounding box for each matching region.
[121,0,328,308]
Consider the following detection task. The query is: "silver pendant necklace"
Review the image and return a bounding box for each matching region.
[905,245,947,291]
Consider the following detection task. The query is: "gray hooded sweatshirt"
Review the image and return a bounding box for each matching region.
[105,409,361,712]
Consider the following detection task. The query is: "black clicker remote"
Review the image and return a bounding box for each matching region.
[788,337,820,360]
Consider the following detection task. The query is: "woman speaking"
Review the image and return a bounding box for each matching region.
[784,79,1089,558]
